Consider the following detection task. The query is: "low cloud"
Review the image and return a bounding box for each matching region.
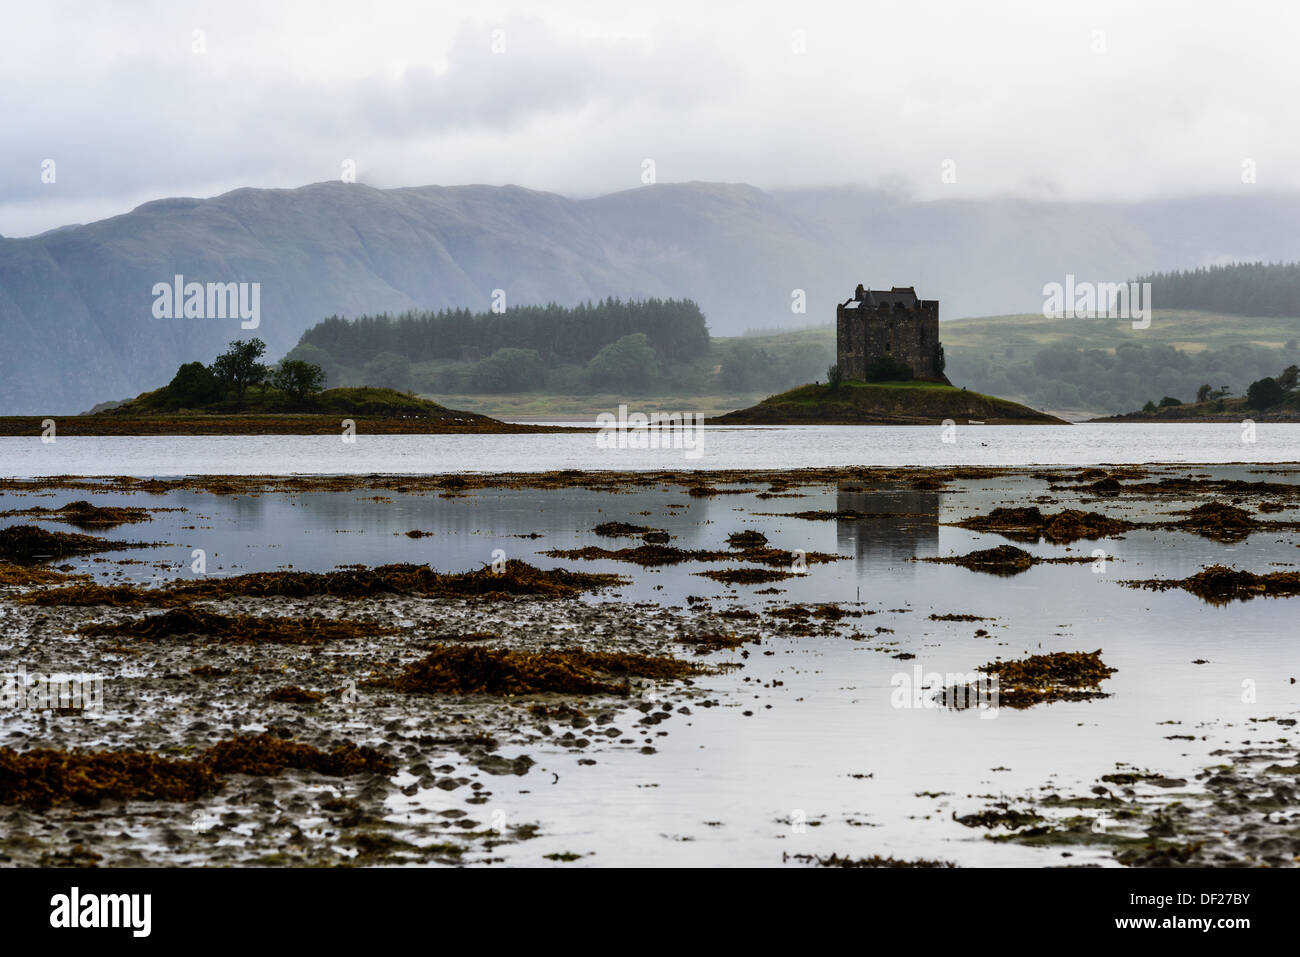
[3,0,1299,235]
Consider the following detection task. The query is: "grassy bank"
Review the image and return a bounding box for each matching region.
[710,379,1067,425]
[0,414,582,436]
[420,391,767,420]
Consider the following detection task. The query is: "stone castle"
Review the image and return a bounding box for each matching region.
[835,284,943,381]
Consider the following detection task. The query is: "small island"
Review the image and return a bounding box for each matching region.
[0,338,577,435]
[713,285,1066,425]
[1090,364,1300,422]
[711,379,1066,425]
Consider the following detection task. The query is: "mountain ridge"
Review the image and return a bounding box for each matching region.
[5,180,1300,413]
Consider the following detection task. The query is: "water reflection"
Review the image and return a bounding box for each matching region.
[4,470,1300,865]
[835,481,939,568]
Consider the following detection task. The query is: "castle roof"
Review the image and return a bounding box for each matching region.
[859,286,918,308]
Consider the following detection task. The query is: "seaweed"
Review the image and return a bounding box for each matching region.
[545,544,705,567]
[921,544,1092,576]
[79,608,393,644]
[592,521,660,537]
[0,524,158,564]
[1170,502,1264,542]
[202,733,394,776]
[0,732,392,808]
[1124,564,1300,604]
[23,559,626,606]
[944,649,1117,709]
[952,507,1133,544]
[0,748,220,808]
[0,562,88,588]
[267,686,325,704]
[545,542,839,571]
[788,852,956,868]
[0,500,157,529]
[694,568,796,585]
[674,631,760,654]
[367,644,701,696]
[954,808,1044,829]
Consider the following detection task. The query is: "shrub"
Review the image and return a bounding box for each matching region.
[166,361,220,408]
[863,356,914,382]
[271,360,326,403]
[212,339,269,402]
[1246,376,1286,409]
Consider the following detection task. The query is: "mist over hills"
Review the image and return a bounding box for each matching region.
[3,179,1300,414]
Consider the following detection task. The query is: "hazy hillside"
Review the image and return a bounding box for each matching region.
[726,308,1300,418]
[943,308,1300,415]
[6,180,1300,413]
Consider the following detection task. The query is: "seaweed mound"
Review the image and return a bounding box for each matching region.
[592,521,659,537]
[1174,502,1260,542]
[726,530,769,548]
[925,545,1036,575]
[369,644,700,696]
[203,733,393,777]
[81,608,389,644]
[26,559,625,606]
[0,524,151,564]
[943,649,1117,709]
[0,732,391,807]
[48,501,153,529]
[1127,564,1300,604]
[0,748,220,807]
[953,507,1132,544]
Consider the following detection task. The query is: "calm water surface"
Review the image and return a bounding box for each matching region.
[2,423,1300,476]
[1,454,1296,866]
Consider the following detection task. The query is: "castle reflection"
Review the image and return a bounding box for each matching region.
[834,480,940,567]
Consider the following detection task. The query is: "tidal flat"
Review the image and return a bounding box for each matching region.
[0,463,1298,867]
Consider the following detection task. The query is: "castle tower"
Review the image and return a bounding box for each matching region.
[836,285,943,381]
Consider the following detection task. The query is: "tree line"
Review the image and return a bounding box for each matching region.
[949,340,1299,413]
[1132,261,1300,317]
[295,297,712,368]
[284,298,834,396]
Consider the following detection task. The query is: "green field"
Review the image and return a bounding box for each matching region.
[422,326,833,419]
[416,309,1300,420]
[940,309,1300,417]
[941,309,1299,354]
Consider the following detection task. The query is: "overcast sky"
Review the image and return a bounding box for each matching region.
[2,0,1297,236]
